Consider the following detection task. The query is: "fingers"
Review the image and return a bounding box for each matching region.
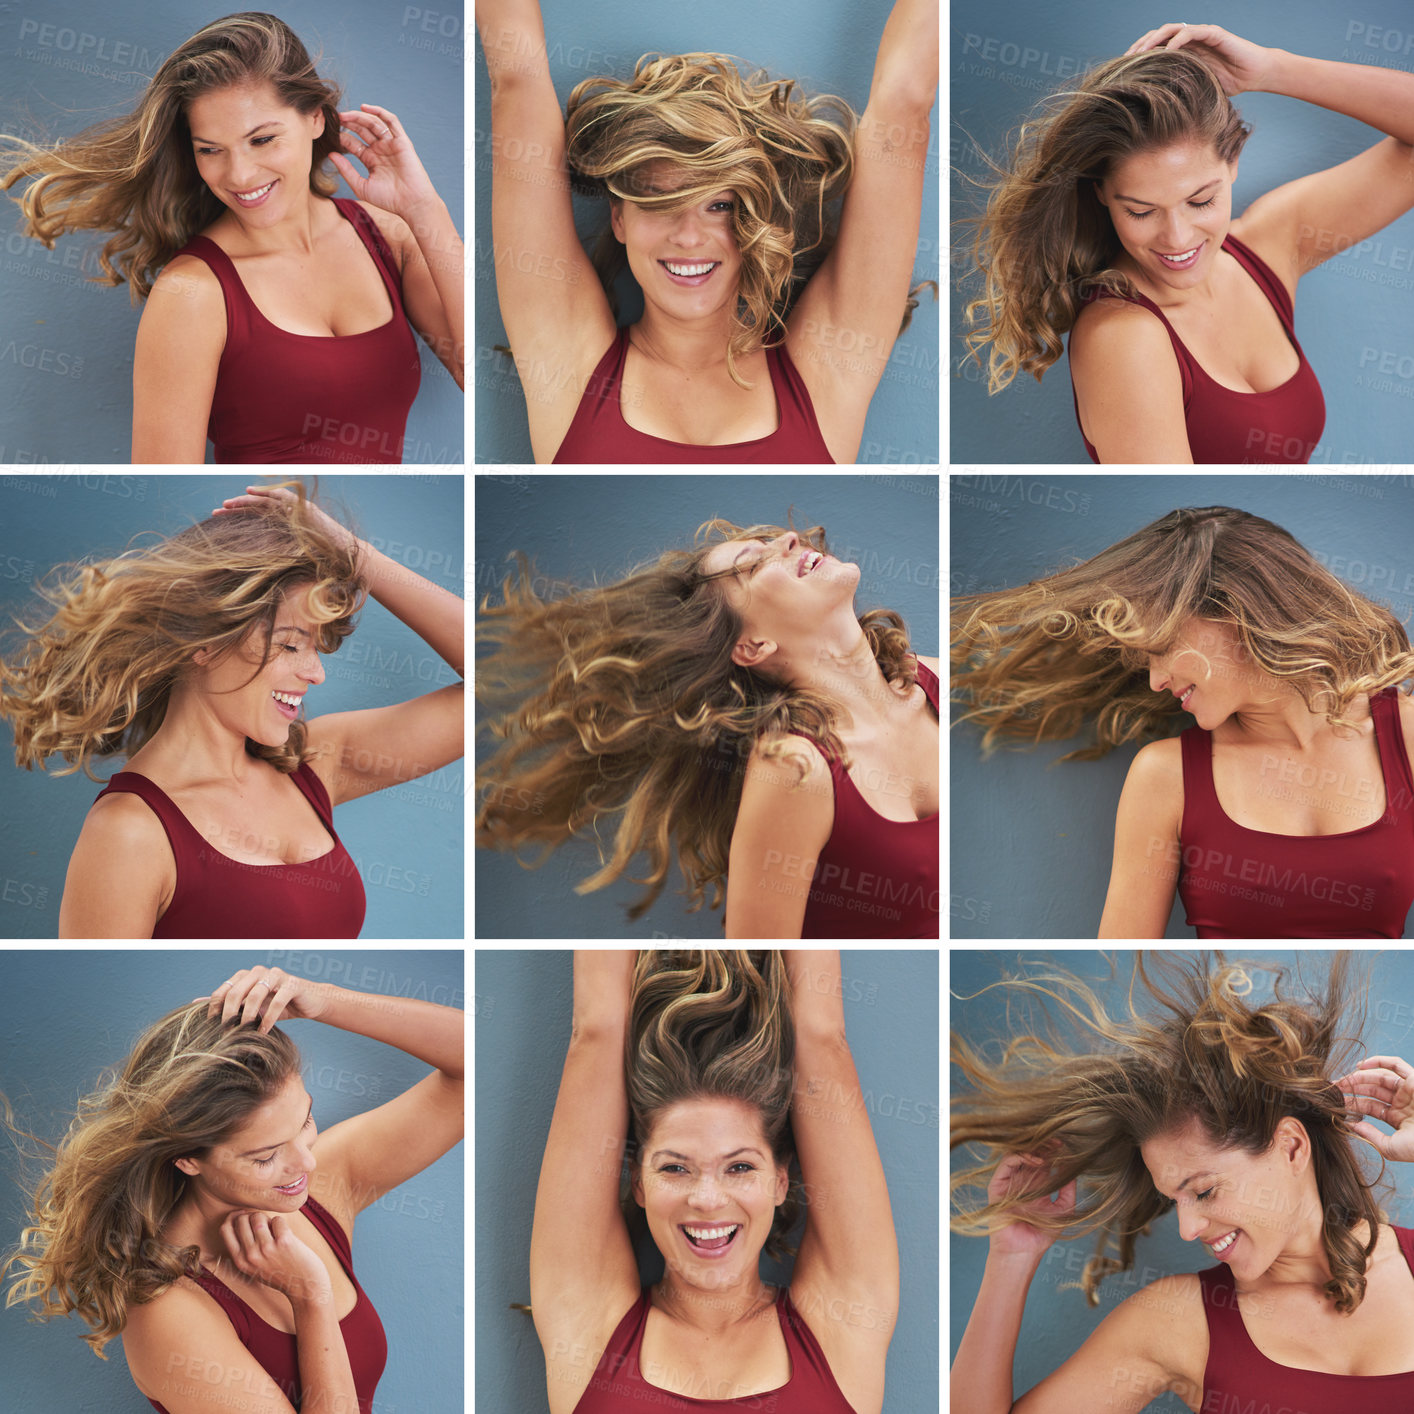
[208,966,289,1028]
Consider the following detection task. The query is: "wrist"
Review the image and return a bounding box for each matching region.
[1255,47,1302,97]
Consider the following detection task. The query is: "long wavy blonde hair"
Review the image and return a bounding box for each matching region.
[565,53,929,387]
[0,482,365,779]
[3,1003,302,1356]
[958,48,1251,394]
[476,517,916,919]
[0,12,344,301]
[951,953,1388,1313]
[626,950,802,1260]
[952,506,1414,760]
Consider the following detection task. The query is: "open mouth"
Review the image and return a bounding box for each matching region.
[659,260,720,287]
[1178,685,1195,711]
[1208,1229,1239,1259]
[272,690,304,721]
[274,1172,308,1197]
[1155,242,1203,271]
[797,550,824,578]
[232,179,277,208]
[680,1222,741,1257]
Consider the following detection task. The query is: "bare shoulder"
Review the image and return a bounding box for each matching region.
[148,252,224,307]
[1070,295,1172,367]
[122,1276,228,1372]
[353,199,411,261]
[747,731,832,785]
[74,788,171,858]
[61,790,174,938]
[138,254,226,349]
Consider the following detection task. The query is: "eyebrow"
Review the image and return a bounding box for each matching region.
[272,625,312,638]
[237,1097,313,1158]
[650,1147,765,1163]
[1114,179,1222,205]
[191,121,283,144]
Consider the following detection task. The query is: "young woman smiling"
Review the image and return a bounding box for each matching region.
[962,22,1414,463]
[477,0,937,463]
[0,482,463,939]
[533,950,897,1413]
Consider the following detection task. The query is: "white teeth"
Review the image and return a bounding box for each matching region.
[272,691,303,707]
[1211,1230,1237,1254]
[805,551,823,575]
[684,1224,739,1240]
[1159,246,1199,262]
[235,181,274,201]
[663,261,715,277]
[1179,686,1193,708]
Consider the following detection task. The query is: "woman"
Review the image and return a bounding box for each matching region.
[960,22,1414,463]
[534,949,896,1412]
[0,481,464,938]
[477,516,940,938]
[950,952,1414,1414]
[0,11,463,463]
[3,961,463,1413]
[476,0,937,463]
[952,505,1414,938]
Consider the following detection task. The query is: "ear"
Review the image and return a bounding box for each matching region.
[631,1165,646,1209]
[731,636,777,671]
[1274,1116,1310,1172]
[773,1162,789,1207]
[174,1156,201,1178]
[312,106,326,142]
[1092,178,1110,210]
[191,645,214,667]
[609,198,626,245]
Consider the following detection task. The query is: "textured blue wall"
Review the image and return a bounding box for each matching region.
[0,947,464,1414]
[949,473,1414,940]
[475,472,941,938]
[477,948,938,1414]
[474,0,940,464]
[950,949,1414,1413]
[950,0,1414,464]
[0,0,464,464]
[0,474,464,940]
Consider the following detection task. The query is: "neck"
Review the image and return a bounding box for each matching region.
[225,184,323,256]
[133,685,264,784]
[630,303,738,377]
[170,1183,286,1267]
[655,1269,775,1334]
[779,619,912,737]
[1230,686,1357,751]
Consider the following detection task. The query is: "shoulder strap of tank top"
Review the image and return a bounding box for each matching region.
[95,771,198,863]
[1395,1224,1414,1275]
[333,197,403,299]
[1370,687,1414,806]
[915,659,939,709]
[186,1265,255,1340]
[1076,279,1194,407]
[301,1194,354,1273]
[1197,1264,1248,1362]
[170,236,245,337]
[1221,234,1295,331]
[289,760,336,830]
[1178,727,1217,827]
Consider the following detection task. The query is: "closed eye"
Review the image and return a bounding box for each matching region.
[196,135,277,156]
[1124,197,1218,219]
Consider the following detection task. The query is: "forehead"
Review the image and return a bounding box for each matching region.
[1106,140,1228,195]
[645,1096,768,1150]
[187,80,289,130]
[1139,1119,1228,1188]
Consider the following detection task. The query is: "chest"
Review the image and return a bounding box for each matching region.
[620,346,779,446]
[169,771,335,867]
[1163,257,1299,394]
[222,217,395,338]
[839,688,940,822]
[205,1213,357,1335]
[1210,726,1386,836]
[1236,1257,1414,1376]
[638,1305,790,1401]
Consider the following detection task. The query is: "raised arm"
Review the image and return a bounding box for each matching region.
[213,486,464,806]
[786,0,938,460]
[475,0,615,459]
[784,951,897,1414]
[1130,25,1414,286]
[530,952,640,1403]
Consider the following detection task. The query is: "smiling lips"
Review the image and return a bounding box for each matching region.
[1176,684,1195,710]
[681,1222,741,1256]
[1208,1229,1238,1257]
[797,550,824,577]
[1156,242,1203,270]
[232,179,277,207]
[659,259,720,287]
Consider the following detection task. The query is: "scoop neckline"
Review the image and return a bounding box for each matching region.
[196,198,397,341]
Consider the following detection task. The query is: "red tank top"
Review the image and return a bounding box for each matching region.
[1177,688,1414,938]
[800,660,940,938]
[95,761,366,938]
[1070,234,1326,464]
[1198,1225,1414,1412]
[145,1196,387,1414]
[552,325,835,463]
[570,1287,859,1413]
[174,198,421,463]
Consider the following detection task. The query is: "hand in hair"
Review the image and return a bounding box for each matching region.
[213,484,360,562]
[1335,1053,1414,1162]
[207,965,331,1033]
[1124,22,1275,95]
[330,104,439,219]
[987,1149,1076,1259]
[221,1211,331,1306]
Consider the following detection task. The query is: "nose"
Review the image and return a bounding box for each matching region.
[668,208,706,249]
[1159,209,1195,250]
[777,531,799,559]
[300,650,325,687]
[1148,658,1169,693]
[1176,1205,1207,1243]
[687,1170,726,1210]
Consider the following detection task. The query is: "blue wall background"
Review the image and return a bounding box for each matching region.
[475,472,941,938]
[0,0,464,465]
[950,948,1414,1412]
[477,948,938,1414]
[0,947,464,1414]
[950,0,1414,464]
[474,0,940,465]
[0,473,464,940]
[949,472,1414,940]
